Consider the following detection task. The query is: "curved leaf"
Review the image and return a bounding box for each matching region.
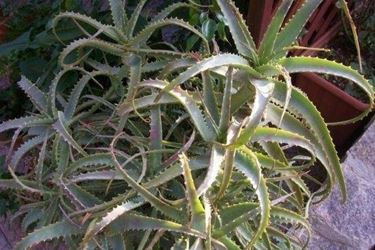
[129,18,209,52]
[160,53,260,95]
[17,76,48,114]
[53,12,123,42]
[64,74,91,120]
[10,135,50,169]
[82,197,144,244]
[278,56,374,124]
[0,179,40,190]
[109,0,127,32]
[117,93,178,115]
[233,148,270,248]
[0,116,41,134]
[234,79,275,146]
[251,127,316,163]
[106,213,203,238]
[53,111,87,156]
[14,220,84,250]
[152,3,197,22]
[274,0,323,55]
[139,79,216,142]
[196,145,223,196]
[258,0,294,62]
[272,80,345,200]
[110,135,183,221]
[180,154,205,232]
[127,0,147,38]
[216,0,257,60]
[59,38,123,68]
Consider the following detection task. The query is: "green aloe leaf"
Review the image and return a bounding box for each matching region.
[160,53,260,95]
[109,0,127,33]
[218,202,258,225]
[53,12,124,42]
[218,67,233,141]
[138,79,216,142]
[271,206,311,248]
[10,134,50,169]
[278,56,374,124]
[0,116,42,134]
[251,127,316,163]
[127,0,147,38]
[256,151,311,197]
[82,197,144,244]
[215,0,257,61]
[129,18,209,52]
[180,154,205,232]
[59,38,123,68]
[110,134,183,221]
[274,0,323,56]
[64,183,102,208]
[202,71,220,125]
[258,0,293,62]
[17,76,48,114]
[64,74,91,120]
[106,213,204,237]
[152,3,197,22]
[0,179,40,191]
[14,220,85,250]
[117,93,178,115]
[53,111,87,156]
[196,145,223,196]
[233,148,270,248]
[271,81,341,200]
[234,79,274,146]
[217,236,242,250]
[149,101,163,174]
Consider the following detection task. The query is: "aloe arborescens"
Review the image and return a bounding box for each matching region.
[0,0,373,249]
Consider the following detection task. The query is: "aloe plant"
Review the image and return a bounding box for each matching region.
[0,0,373,249]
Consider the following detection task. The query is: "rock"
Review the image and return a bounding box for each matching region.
[309,122,375,250]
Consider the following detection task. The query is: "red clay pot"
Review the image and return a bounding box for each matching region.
[246,0,343,51]
[294,73,374,157]
[246,0,278,46]
[246,0,371,157]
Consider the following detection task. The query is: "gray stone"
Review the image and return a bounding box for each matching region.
[309,121,375,250]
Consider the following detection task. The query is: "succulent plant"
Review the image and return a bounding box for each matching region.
[0,0,373,249]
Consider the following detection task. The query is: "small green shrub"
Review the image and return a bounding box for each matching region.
[0,0,373,249]
[0,0,111,121]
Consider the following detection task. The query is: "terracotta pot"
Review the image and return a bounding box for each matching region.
[246,0,278,46]
[246,0,344,51]
[294,72,374,157]
[246,0,371,157]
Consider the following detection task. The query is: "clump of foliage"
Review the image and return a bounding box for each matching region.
[0,0,110,121]
[0,0,373,249]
